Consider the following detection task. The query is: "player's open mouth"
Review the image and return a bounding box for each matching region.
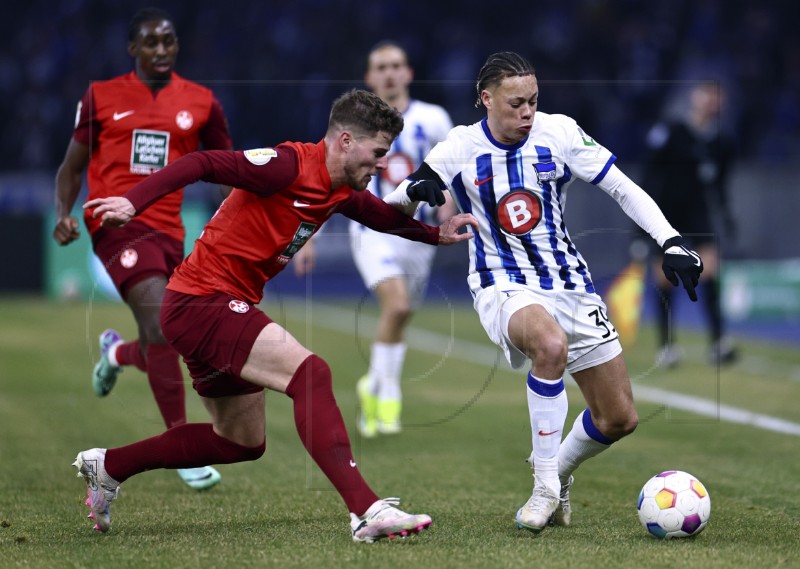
[153,61,171,73]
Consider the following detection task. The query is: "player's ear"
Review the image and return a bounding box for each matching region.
[481,89,492,110]
[339,130,354,152]
[127,40,138,58]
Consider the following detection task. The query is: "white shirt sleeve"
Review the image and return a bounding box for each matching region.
[595,164,680,248]
[383,179,419,217]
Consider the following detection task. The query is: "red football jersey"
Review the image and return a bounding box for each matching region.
[124,141,439,304]
[74,71,232,242]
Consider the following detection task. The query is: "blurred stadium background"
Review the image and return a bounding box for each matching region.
[1,0,798,346]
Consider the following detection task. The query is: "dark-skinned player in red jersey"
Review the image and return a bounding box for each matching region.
[75,89,479,542]
[53,8,232,491]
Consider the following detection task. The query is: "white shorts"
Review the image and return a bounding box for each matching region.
[349,223,437,308]
[473,283,622,373]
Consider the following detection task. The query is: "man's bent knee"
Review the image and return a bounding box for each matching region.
[602,411,638,441]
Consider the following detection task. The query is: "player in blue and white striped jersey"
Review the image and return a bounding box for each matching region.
[385,52,704,533]
[350,42,455,438]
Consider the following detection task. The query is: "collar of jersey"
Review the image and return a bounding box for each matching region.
[481,118,529,151]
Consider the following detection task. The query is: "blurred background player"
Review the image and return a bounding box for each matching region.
[295,41,455,437]
[640,81,738,367]
[351,41,456,437]
[391,51,704,533]
[52,7,233,490]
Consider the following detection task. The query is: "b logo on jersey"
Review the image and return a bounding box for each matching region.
[381,152,415,186]
[175,110,194,130]
[228,299,250,314]
[496,190,542,236]
[120,248,138,269]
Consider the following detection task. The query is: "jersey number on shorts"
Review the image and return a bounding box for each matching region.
[588,307,616,339]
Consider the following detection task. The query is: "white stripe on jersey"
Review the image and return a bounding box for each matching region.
[426,112,617,294]
[361,99,452,224]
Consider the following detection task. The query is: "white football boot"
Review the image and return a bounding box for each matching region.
[73,448,121,533]
[350,498,432,543]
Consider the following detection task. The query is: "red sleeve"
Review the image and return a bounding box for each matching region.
[72,87,97,147]
[337,191,440,245]
[126,147,298,214]
[200,95,233,150]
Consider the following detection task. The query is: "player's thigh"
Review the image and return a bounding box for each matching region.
[507,302,566,361]
[126,274,169,340]
[202,391,266,448]
[374,277,411,313]
[571,354,636,426]
[239,322,313,393]
[398,241,435,307]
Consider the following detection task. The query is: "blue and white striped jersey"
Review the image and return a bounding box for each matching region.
[364,99,452,224]
[426,112,616,294]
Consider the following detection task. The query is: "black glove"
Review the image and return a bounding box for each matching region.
[406,179,446,207]
[662,236,703,301]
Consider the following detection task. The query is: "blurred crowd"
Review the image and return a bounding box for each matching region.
[3,0,798,172]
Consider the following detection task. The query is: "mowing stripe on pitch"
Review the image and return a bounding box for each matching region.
[279,299,800,437]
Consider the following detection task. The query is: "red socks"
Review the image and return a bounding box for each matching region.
[115,340,146,372]
[145,344,187,429]
[285,355,379,516]
[105,423,264,483]
[114,341,187,429]
[104,353,378,516]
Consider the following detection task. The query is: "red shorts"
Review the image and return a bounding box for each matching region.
[91,220,184,299]
[161,289,271,398]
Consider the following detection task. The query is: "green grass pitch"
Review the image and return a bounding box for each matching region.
[1,296,798,568]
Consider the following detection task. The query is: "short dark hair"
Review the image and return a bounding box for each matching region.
[475,52,536,107]
[328,89,404,139]
[366,40,409,71]
[128,7,174,42]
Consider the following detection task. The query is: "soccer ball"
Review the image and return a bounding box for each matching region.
[637,470,711,539]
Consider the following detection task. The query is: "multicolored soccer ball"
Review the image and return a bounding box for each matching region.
[637,470,711,539]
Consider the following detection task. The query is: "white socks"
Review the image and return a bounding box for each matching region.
[557,408,614,485]
[526,373,568,485]
[367,342,407,401]
[107,342,122,367]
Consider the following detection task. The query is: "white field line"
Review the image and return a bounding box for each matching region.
[277,298,800,437]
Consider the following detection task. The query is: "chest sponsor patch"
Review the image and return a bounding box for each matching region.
[130,129,170,175]
[244,148,277,165]
[277,221,318,265]
[496,190,543,236]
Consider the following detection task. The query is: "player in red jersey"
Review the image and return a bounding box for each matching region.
[53,8,232,490]
[74,89,478,541]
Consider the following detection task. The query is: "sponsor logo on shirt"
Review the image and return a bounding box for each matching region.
[244,148,277,166]
[130,129,170,175]
[380,152,415,186]
[496,189,543,236]
[277,221,318,264]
